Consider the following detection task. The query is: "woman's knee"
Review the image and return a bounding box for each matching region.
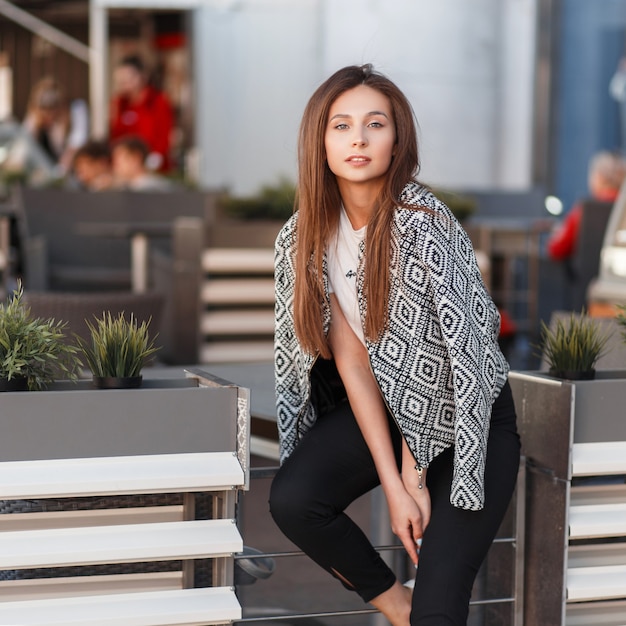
[269,470,321,533]
[411,557,474,625]
[268,471,292,526]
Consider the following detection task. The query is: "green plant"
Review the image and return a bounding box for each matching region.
[0,283,81,390]
[431,188,477,222]
[220,178,296,221]
[76,312,160,378]
[538,311,612,376]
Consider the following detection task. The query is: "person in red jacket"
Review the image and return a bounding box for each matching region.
[548,151,626,260]
[109,55,173,172]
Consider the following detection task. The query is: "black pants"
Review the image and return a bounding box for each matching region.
[269,381,520,625]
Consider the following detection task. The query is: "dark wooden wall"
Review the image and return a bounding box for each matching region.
[0,18,89,120]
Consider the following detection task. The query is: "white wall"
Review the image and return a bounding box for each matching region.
[194,0,537,195]
[496,0,538,189]
[193,0,323,194]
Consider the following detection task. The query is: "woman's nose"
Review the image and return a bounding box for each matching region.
[352,133,367,147]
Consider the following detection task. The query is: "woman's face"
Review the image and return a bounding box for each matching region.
[324,85,396,191]
[114,65,144,98]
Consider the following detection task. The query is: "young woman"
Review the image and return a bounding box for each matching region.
[270,64,521,626]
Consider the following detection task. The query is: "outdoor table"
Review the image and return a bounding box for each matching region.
[145,362,276,423]
[464,216,555,335]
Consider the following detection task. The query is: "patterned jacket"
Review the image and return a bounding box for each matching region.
[274,182,509,510]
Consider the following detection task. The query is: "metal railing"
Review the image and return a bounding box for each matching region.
[235,459,525,625]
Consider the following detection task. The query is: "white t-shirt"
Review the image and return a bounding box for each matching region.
[327,207,367,346]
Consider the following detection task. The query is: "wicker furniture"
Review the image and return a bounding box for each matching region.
[23,290,164,347]
[15,187,214,293]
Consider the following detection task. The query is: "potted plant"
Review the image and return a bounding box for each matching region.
[0,283,81,391]
[0,302,249,474]
[76,312,160,389]
[211,178,293,248]
[511,310,626,625]
[431,188,477,222]
[220,177,295,222]
[537,310,612,380]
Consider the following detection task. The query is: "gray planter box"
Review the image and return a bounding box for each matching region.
[0,368,250,486]
[509,370,626,626]
[208,218,284,248]
[0,367,250,590]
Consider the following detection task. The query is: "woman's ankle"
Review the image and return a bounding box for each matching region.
[370,581,412,626]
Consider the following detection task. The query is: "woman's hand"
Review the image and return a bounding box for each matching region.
[402,464,431,532]
[384,481,428,566]
[397,449,432,565]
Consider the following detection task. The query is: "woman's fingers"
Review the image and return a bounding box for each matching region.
[406,485,432,533]
[397,524,419,566]
[387,485,428,566]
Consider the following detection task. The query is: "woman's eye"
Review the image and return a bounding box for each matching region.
[335,123,349,130]
[369,121,383,128]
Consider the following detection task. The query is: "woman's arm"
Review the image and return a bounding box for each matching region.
[401,438,431,537]
[328,295,429,565]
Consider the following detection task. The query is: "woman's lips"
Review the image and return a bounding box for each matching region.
[345,155,371,165]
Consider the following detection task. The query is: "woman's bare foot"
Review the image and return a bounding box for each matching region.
[370,580,412,625]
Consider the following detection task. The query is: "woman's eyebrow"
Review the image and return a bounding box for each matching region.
[329,113,351,122]
[329,111,389,122]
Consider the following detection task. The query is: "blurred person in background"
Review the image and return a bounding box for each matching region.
[111,135,174,191]
[71,140,114,191]
[3,77,88,184]
[548,151,626,261]
[110,55,173,172]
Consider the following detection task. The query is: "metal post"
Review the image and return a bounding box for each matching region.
[130,232,149,293]
[213,489,237,587]
[170,217,203,364]
[182,493,196,588]
[513,456,526,626]
[89,0,108,139]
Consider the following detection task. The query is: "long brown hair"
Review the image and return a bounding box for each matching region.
[293,64,420,357]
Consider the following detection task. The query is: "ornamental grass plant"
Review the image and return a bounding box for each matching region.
[220,178,296,221]
[77,312,160,379]
[0,283,81,390]
[539,310,612,378]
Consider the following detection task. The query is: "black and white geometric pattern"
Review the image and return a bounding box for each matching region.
[274,182,509,511]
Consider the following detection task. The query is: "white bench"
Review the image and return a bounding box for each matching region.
[567,564,626,603]
[571,441,626,477]
[569,503,626,539]
[0,452,245,625]
[566,442,626,608]
[200,248,275,363]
